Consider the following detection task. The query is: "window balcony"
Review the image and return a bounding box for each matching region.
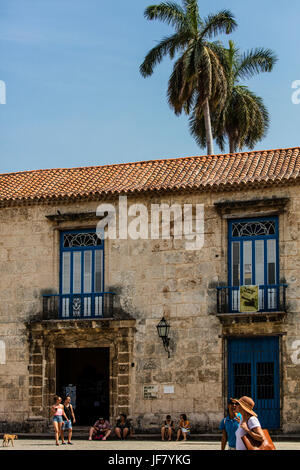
[42,292,115,320]
[216,284,288,317]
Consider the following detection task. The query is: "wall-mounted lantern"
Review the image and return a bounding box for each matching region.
[156,317,170,358]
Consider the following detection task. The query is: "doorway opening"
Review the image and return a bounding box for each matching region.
[227,336,280,429]
[56,347,110,425]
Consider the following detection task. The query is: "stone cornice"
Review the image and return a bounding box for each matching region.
[45,211,102,223]
[214,197,290,216]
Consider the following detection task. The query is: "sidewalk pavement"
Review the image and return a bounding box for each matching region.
[1,438,300,451]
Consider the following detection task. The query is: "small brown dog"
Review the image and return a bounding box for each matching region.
[2,434,18,447]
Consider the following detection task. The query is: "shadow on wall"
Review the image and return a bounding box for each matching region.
[28,286,137,322]
[134,413,221,434]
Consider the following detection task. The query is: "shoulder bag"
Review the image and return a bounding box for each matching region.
[241,428,276,450]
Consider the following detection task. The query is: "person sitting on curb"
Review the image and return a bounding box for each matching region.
[161,415,175,441]
[115,413,131,440]
[176,414,190,441]
[220,398,242,450]
[88,417,112,441]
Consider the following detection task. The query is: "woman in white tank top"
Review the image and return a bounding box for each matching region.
[233,396,265,450]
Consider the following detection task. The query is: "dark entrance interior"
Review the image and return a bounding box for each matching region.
[56,348,110,425]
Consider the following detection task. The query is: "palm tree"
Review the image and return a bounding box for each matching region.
[140,1,237,155]
[190,41,277,153]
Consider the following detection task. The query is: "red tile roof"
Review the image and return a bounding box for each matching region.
[0,147,299,206]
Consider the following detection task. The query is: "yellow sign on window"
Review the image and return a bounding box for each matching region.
[240,285,259,312]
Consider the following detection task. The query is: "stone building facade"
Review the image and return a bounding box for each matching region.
[0,147,300,433]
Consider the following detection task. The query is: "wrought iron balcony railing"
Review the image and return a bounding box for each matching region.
[216,284,287,314]
[42,292,115,320]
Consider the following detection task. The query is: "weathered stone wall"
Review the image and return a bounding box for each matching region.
[0,185,299,432]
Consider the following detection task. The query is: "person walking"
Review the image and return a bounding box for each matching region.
[51,395,68,446]
[233,396,265,450]
[219,398,242,450]
[60,395,76,445]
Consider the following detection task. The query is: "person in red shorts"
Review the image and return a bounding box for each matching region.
[88,417,112,441]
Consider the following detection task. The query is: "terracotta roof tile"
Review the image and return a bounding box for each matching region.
[0,147,299,205]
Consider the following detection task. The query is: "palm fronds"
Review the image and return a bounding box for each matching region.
[144,2,187,30]
[140,32,190,77]
[199,10,237,39]
[140,1,276,155]
[190,41,276,153]
[235,47,278,81]
[140,0,236,154]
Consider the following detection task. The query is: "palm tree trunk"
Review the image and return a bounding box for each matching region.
[229,137,236,154]
[203,98,214,155]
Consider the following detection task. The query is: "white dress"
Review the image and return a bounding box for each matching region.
[235,416,261,450]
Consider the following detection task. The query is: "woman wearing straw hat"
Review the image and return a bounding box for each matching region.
[233,396,265,450]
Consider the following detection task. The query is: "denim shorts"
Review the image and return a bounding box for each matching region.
[181,428,190,434]
[62,419,72,430]
[53,415,63,423]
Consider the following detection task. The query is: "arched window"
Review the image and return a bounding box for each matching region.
[228,216,279,311]
[60,229,104,318]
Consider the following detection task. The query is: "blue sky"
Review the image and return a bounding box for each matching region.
[0,0,299,173]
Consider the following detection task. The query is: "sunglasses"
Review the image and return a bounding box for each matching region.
[229,401,237,405]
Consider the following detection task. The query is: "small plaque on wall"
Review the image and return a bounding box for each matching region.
[163,385,174,394]
[143,385,158,399]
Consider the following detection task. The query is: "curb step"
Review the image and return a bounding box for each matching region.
[11,433,300,442]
